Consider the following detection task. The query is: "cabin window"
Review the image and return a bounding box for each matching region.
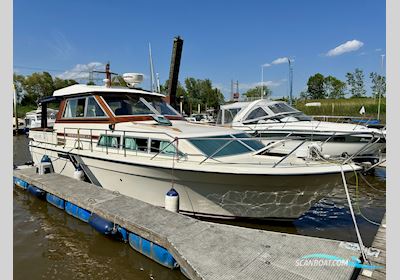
[189,134,261,158]
[98,135,121,148]
[233,133,265,151]
[143,97,180,116]
[268,103,297,114]
[149,139,179,155]
[246,107,268,120]
[63,98,86,118]
[222,108,241,124]
[63,97,106,118]
[103,95,153,116]
[85,97,106,117]
[124,137,148,152]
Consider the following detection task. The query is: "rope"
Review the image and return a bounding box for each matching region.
[359,173,386,193]
[339,166,368,263]
[353,169,383,226]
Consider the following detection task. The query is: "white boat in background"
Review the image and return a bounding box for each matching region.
[185,113,215,124]
[217,99,386,160]
[13,117,26,134]
[28,78,361,221]
[24,107,58,131]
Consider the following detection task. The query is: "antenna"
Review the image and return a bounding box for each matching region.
[288,58,293,105]
[149,43,156,92]
[156,72,161,93]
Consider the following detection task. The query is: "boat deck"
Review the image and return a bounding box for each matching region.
[14,167,361,280]
[358,214,386,280]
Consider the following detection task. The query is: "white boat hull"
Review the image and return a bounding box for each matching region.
[30,144,352,220]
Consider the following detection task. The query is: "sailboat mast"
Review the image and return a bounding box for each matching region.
[149,43,156,92]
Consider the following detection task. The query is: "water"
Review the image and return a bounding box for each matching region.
[13,135,386,279]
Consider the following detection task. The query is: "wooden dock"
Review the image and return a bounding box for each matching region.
[14,167,362,280]
[358,214,386,280]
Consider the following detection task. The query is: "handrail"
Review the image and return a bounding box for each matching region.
[272,140,306,168]
[47,125,384,168]
[342,136,382,164]
[150,138,178,160]
[199,139,234,165]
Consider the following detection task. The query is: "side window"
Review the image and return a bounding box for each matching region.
[124,137,138,150]
[86,97,106,117]
[150,139,179,156]
[123,137,148,152]
[63,98,86,118]
[98,135,120,148]
[246,107,268,120]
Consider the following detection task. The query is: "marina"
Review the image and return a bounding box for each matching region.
[13,166,385,280]
[11,1,389,278]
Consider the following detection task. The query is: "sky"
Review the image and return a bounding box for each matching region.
[13,0,386,100]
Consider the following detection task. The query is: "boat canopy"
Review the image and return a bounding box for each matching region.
[217,99,313,125]
[53,84,165,98]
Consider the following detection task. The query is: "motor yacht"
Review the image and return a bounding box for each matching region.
[28,81,361,220]
[24,107,58,131]
[217,99,385,160]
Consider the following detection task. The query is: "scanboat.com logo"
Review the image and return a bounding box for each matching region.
[296,254,383,270]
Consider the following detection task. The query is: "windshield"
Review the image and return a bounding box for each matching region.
[189,133,264,158]
[103,94,180,116]
[268,103,298,114]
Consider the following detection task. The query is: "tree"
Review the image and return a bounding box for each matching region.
[54,77,78,90]
[306,73,326,99]
[346,68,366,98]
[13,73,26,103]
[299,90,309,100]
[111,75,127,87]
[14,72,78,106]
[22,72,55,104]
[243,86,272,99]
[184,78,224,113]
[324,76,346,99]
[369,72,386,99]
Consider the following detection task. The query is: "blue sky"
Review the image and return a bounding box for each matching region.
[14,0,385,99]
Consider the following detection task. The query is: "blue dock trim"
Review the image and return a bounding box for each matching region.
[129,232,178,269]
[65,201,91,223]
[14,174,175,270]
[46,193,65,209]
[13,176,28,189]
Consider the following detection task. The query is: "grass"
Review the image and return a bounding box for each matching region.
[15,105,37,118]
[294,98,386,123]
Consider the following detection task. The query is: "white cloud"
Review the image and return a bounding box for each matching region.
[326,40,364,57]
[57,62,104,80]
[375,48,382,52]
[262,63,271,67]
[271,57,289,65]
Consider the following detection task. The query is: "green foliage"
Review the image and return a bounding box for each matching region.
[111,75,127,87]
[183,78,224,113]
[346,68,366,98]
[295,97,386,122]
[324,75,346,99]
[243,86,272,99]
[306,73,326,99]
[369,72,386,98]
[13,72,78,106]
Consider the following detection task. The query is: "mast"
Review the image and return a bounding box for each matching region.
[149,43,156,92]
[288,58,293,105]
